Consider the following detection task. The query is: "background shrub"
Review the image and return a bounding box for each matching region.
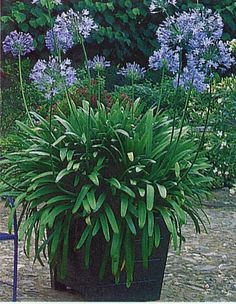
[1,0,236,64]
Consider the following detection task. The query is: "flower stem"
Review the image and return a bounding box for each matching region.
[97,70,101,104]
[80,38,91,169]
[131,77,135,118]
[49,99,55,178]
[157,66,165,112]
[179,83,213,182]
[18,55,33,125]
[176,83,193,145]
[170,50,182,143]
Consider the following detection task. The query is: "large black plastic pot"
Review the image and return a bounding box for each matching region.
[50,217,170,301]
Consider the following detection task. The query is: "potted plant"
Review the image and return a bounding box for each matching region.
[1,0,234,301]
[0,98,212,300]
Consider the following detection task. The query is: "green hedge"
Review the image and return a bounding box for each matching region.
[1,0,236,64]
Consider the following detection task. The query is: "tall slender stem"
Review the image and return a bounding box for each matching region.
[18,55,33,125]
[176,83,193,145]
[157,67,165,112]
[131,77,135,118]
[97,70,101,104]
[49,99,55,178]
[179,83,213,182]
[80,39,91,169]
[170,50,182,143]
[46,0,61,60]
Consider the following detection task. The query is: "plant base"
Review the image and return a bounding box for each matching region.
[50,217,170,301]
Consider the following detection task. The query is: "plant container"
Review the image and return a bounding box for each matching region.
[50,216,170,301]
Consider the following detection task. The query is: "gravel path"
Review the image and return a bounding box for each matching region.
[0,189,235,302]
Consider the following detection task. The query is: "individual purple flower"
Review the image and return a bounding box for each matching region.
[45,22,74,54]
[87,55,111,71]
[2,31,34,57]
[149,45,180,73]
[32,0,62,5]
[150,0,177,13]
[118,62,146,81]
[30,57,77,100]
[55,9,98,42]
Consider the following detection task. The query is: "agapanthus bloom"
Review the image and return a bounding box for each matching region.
[173,66,208,93]
[45,22,74,54]
[149,8,235,92]
[32,0,62,5]
[149,45,180,73]
[55,9,98,42]
[118,62,146,81]
[149,0,177,13]
[2,31,34,57]
[87,55,111,71]
[156,9,223,52]
[30,57,77,100]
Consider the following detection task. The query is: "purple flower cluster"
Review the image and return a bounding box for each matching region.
[55,9,98,41]
[2,31,34,57]
[149,45,179,73]
[45,22,74,54]
[30,57,77,100]
[45,9,98,53]
[149,0,177,13]
[149,9,235,92]
[118,62,146,81]
[87,55,111,71]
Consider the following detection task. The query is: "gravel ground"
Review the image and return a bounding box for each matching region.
[0,189,235,302]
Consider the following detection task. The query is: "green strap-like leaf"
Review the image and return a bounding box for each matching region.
[124,228,134,288]
[141,225,149,269]
[72,184,92,214]
[87,189,97,210]
[156,183,167,198]
[120,184,136,198]
[76,225,91,249]
[125,213,136,235]
[109,177,121,189]
[94,193,106,212]
[55,168,72,183]
[168,200,186,224]
[138,200,146,229]
[146,184,154,211]
[147,211,154,237]
[120,194,128,218]
[105,204,119,233]
[154,223,161,248]
[92,219,101,236]
[88,172,99,186]
[100,213,110,241]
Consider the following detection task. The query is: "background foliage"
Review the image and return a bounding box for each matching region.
[1,0,236,64]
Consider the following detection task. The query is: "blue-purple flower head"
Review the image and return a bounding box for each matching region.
[30,57,77,100]
[32,0,62,5]
[45,22,74,54]
[149,8,235,92]
[55,9,98,42]
[149,45,180,73]
[2,31,34,57]
[87,55,111,72]
[118,62,146,81]
[156,9,223,53]
[149,0,177,13]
